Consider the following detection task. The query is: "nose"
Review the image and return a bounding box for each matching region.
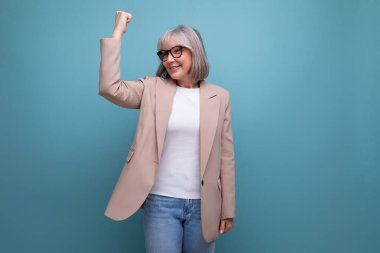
[166,53,175,62]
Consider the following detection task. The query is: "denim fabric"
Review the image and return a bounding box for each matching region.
[143,193,216,253]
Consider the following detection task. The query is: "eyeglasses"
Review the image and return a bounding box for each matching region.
[156,46,186,62]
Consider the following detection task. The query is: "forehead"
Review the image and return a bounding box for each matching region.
[161,36,181,50]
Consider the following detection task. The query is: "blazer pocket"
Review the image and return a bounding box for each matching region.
[217,178,221,192]
[126,148,135,163]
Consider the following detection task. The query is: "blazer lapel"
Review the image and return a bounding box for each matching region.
[155,78,220,180]
[155,78,176,164]
[199,81,220,180]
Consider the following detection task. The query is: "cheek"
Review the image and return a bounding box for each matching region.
[163,63,170,70]
[183,54,192,67]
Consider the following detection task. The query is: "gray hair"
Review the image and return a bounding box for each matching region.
[155,24,209,83]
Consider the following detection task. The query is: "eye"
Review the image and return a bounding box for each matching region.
[173,47,182,53]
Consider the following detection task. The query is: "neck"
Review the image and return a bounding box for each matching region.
[176,79,200,88]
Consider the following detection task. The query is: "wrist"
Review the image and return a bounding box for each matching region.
[112,29,124,40]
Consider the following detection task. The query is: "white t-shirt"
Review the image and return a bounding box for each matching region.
[149,85,201,199]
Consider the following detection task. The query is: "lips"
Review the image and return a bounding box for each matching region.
[169,65,181,71]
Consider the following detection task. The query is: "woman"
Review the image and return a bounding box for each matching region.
[99,10,235,253]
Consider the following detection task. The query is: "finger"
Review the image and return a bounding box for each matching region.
[224,220,234,233]
[223,222,229,233]
[225,221,232,233]
[126,14,133,23]
[219,220,226,234]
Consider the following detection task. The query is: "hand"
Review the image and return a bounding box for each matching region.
[219,218,234,234]
[112,10,133,39]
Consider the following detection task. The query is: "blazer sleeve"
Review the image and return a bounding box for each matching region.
[221,91,236,219]
[98,38,144,109]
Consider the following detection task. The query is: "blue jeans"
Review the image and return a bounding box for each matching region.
[143,193,216,253]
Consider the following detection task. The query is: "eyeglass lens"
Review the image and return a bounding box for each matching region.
[157,46,183,61]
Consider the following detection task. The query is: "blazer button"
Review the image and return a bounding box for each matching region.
[201,180,204,186]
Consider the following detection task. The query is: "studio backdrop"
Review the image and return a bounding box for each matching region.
[0,0,379,252]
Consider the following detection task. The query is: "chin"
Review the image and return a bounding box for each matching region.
[170,74,182,80]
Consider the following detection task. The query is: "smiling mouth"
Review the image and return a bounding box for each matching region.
[169,65,181,71]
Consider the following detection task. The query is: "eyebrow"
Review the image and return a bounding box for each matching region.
[159,45,182,51]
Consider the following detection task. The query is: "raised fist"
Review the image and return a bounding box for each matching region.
[113,11,133,36]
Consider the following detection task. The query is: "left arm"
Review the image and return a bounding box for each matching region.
[219,91,236,234]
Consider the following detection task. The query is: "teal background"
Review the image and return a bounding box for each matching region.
[1,0,379,252]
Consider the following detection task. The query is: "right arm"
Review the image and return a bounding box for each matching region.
[98,10,144,109]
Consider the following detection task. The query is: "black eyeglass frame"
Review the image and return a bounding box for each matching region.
[156,45,186,62]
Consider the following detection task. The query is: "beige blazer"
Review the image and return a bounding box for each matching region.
[98,38,235,242]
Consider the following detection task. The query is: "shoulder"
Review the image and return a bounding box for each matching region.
[138,76,171,86]
[138,75,157,84]
[203,80,231,100]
